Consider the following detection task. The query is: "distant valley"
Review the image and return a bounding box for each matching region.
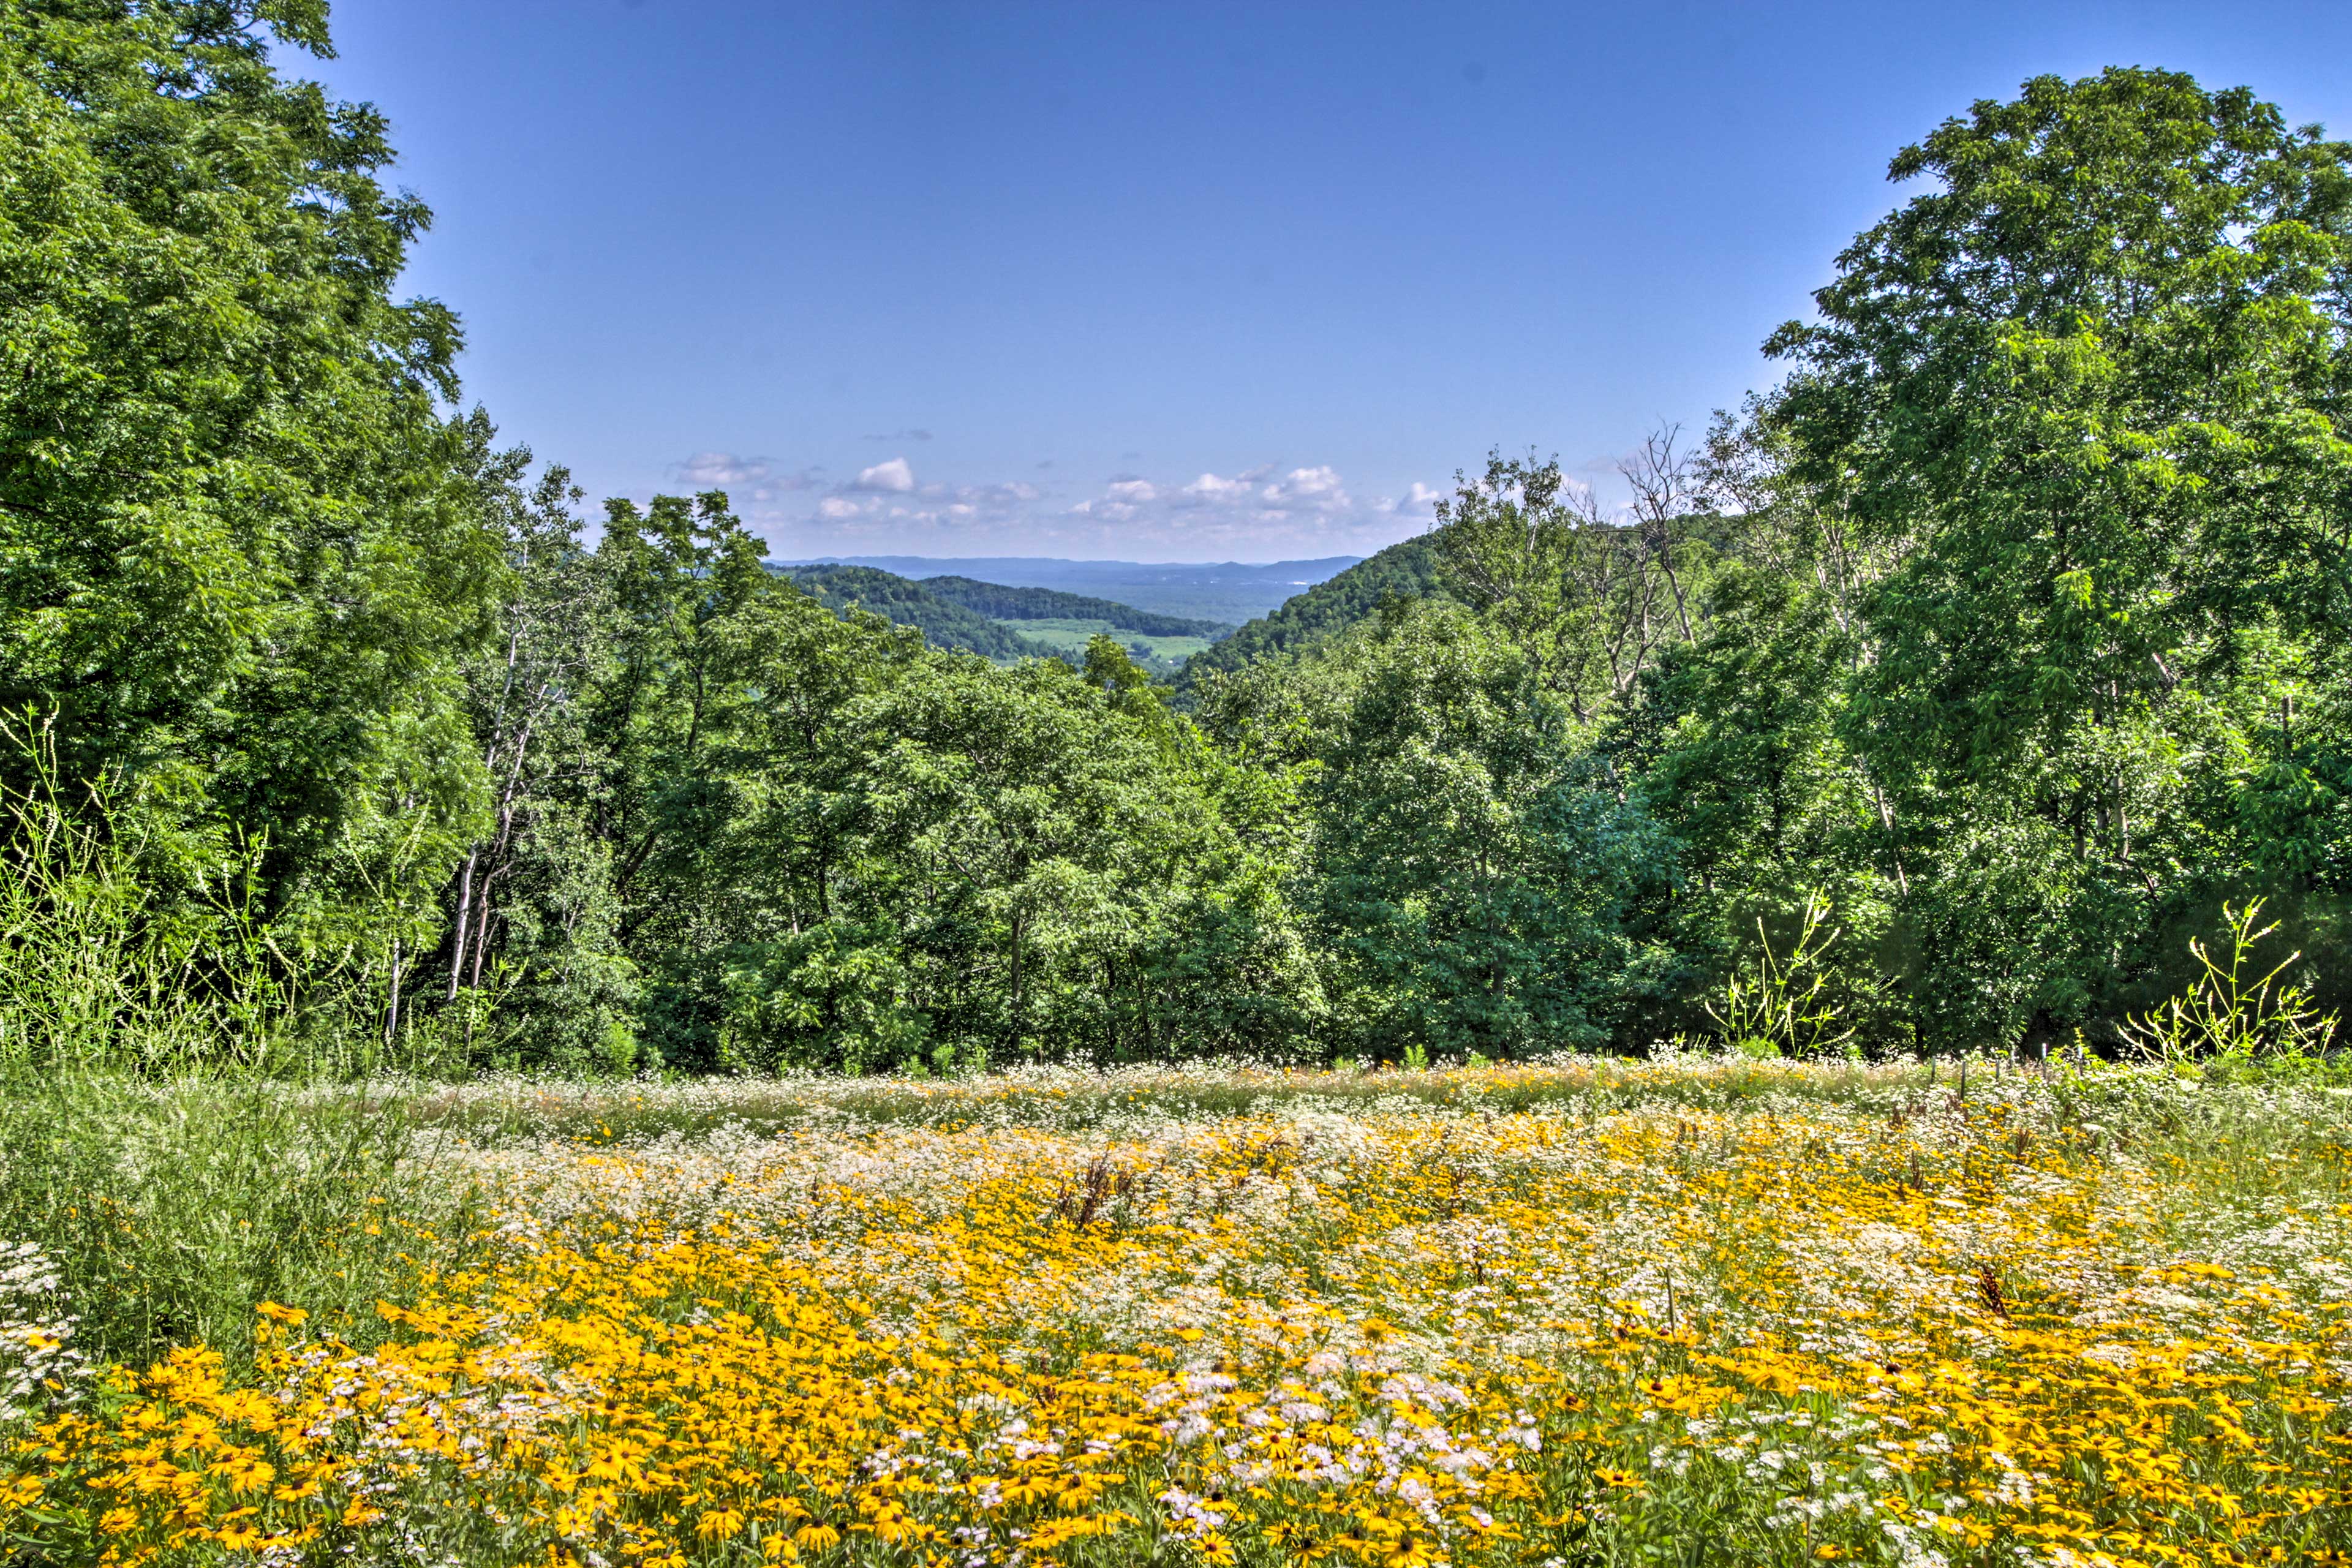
[777,564,1241,677]
[774,543,1442,682]
[769,555,1361,625]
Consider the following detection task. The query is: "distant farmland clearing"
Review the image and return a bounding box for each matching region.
[990,616,1216,666]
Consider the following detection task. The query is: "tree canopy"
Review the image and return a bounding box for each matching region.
[0,0,499,945]
[4,30,2343,1072]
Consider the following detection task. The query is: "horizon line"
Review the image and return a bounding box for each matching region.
[765,553,1368,569]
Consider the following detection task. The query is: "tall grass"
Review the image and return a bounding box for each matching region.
[0,742,286,1079]
[0,722,482,1370]
[0,1077,477,1370]
[0,716,477,1080]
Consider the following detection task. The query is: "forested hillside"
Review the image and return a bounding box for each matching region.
[1174,533,1447,696]
[1,9,2345,1075]
[919,576,1233,639]
[778,566,1224,672]
[780,565,1062,660]
[782,556,1360,622]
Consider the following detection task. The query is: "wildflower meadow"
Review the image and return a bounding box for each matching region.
[9,4,2352,1566]
[2,1054,2346,1567]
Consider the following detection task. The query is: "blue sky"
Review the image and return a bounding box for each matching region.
[314,0,2352,562]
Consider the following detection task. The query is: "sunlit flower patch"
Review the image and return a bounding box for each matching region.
[6,1057,2350,1566]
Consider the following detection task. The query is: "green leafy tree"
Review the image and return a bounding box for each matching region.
[697,630,1317,1070]
[586,492,778,1068]
[1302,601,1676,1059]
[1435,439,1722,729]
[696,590,930,1072]
[1766,67,2352,1044]
[431,446,637,1072]
[0,0,500,954]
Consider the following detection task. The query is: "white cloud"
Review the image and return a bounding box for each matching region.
[1387,481,1446,514]
[851,457,918,493]
[1262,466,1351,511]
[671,453,830,499]
[1177,471,1256,505]
[733,451,1428,562]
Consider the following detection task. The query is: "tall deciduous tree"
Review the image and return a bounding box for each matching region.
[1303,600,1676,1059]
[1768,67,2352,1042]
[1435,443,1719,729]
[0,0,500,946]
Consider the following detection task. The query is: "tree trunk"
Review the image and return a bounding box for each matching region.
[446,848,479,1001]
[384,937,402,1049]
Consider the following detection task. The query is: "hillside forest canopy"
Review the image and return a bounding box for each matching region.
[1,0,2347,1076]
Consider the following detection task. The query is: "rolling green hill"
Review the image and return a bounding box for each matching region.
[771,556,1360,623]
[781,565,1232,671]
[1175,532,1447,693]
[984,617,1217,677]
[783,566,1061,661]
[918,576,1234,639]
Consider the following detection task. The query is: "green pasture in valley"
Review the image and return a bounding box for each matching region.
[989,616,1216,667]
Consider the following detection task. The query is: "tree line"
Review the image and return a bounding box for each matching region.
[1,3,2344,1070]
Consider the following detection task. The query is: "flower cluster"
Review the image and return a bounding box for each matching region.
[6,1058,2348,1566]
[0,1240,83,1426]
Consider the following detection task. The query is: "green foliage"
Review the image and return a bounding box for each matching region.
[2119,899,2340,1063]
[1757,66,2352,1048]
[0,0,502,951]
[0,1073,473,1371]
[0,721,293,1075]
[1176,533,1448,698]
[0,714,479,1077]
[692,630,1322,1069]
[1438,440,1723,727]
[405,521,1331,1074]
[1701,892,1856,1059]
[1296,601,1678,1059]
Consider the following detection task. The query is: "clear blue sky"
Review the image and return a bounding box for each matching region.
[312,0,2352,562]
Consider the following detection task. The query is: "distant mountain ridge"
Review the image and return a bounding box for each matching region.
[771,555,1361,624]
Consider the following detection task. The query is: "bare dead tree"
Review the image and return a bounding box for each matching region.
[1619,423,1702,644]
[446,466,610,1002]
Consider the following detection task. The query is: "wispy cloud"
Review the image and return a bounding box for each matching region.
[720,449,1437,562]
[671,453,824,500]
[674,451,771,487]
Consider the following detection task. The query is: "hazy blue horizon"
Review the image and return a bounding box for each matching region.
[767,554,1367,624]
[769,554,1363,573]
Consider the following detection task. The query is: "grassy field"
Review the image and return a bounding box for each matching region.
[4,1054,2350,1566]
[989,616,1218,671]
